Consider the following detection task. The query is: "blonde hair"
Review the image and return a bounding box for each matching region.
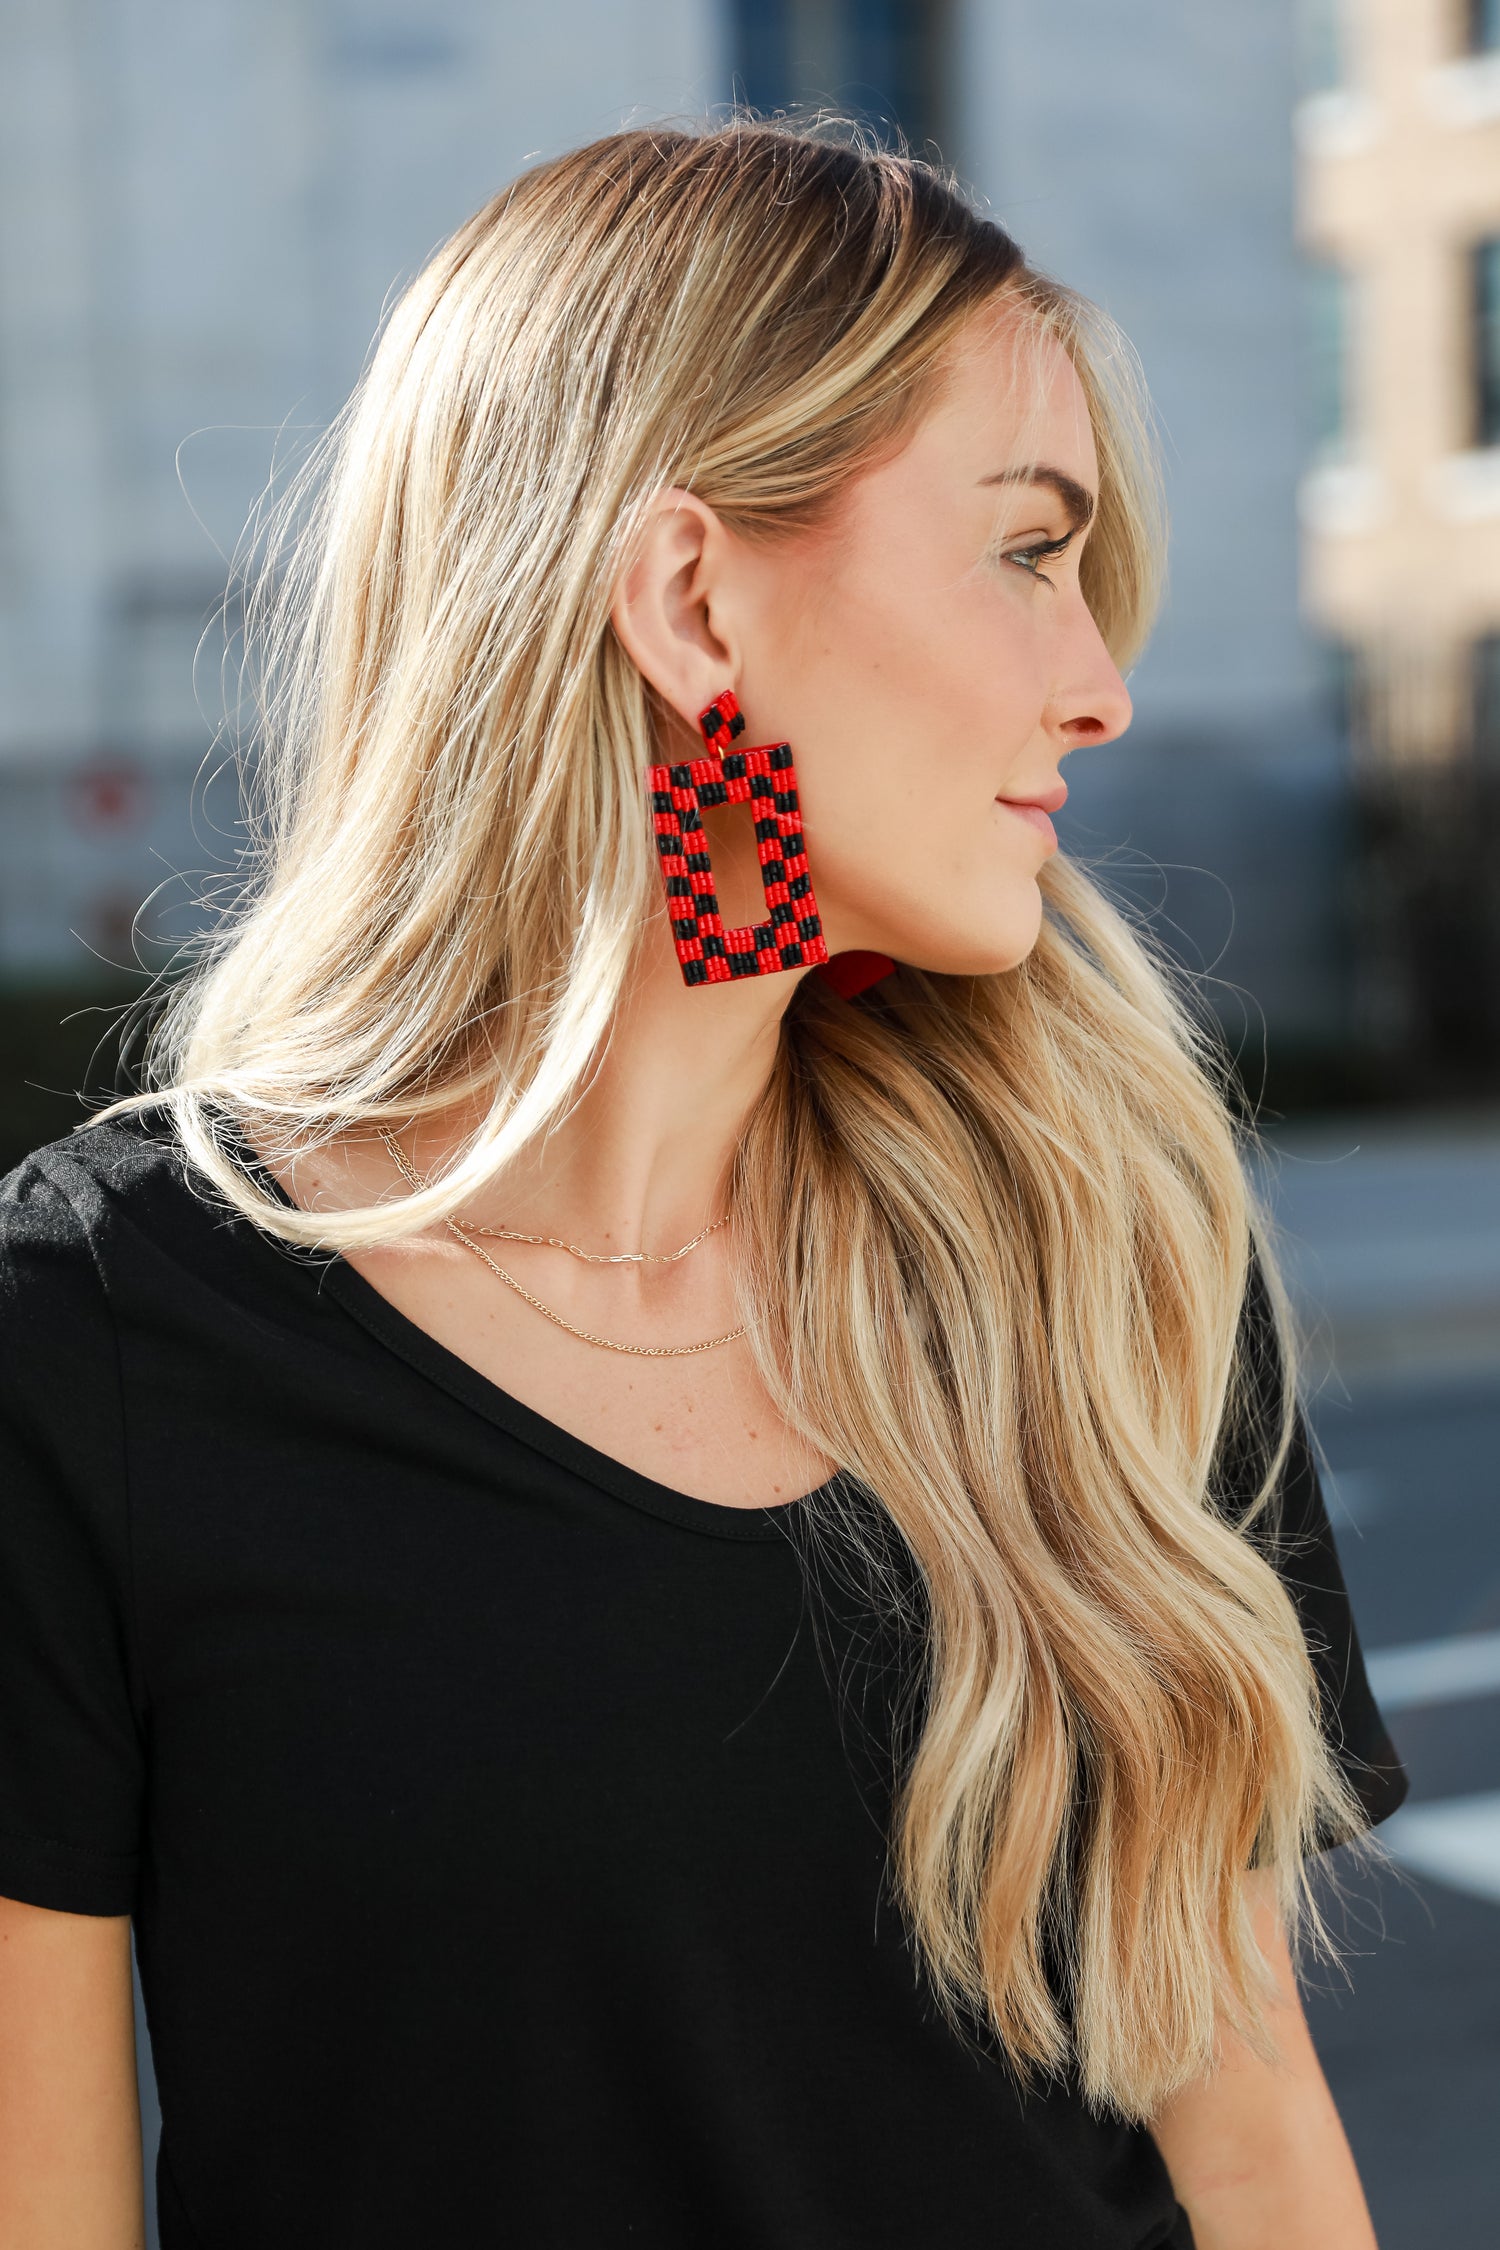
[90,120,1372,2120]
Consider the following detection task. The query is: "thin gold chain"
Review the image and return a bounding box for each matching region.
[376,1129,747,1359]
[466,1211,730,1264]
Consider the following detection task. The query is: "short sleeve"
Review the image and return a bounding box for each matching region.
[1211,1247,1409,1852]
[0,1152,145,1914]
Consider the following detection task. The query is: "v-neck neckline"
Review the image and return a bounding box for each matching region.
[219,1121,841,1546]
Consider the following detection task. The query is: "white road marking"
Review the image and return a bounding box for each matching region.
[1365,1628,1500,1714]
[1379,1791,1500,1908]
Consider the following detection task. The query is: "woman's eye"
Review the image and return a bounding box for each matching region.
[1003,535,1072,579]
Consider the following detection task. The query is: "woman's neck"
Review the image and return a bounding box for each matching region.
[401,942,796,1254]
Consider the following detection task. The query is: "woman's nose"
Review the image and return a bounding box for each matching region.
[1052,606,1133,750]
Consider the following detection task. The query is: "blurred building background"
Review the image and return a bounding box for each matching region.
[959,0,1350,1084]
[6,0,1499,1131]
[1,4,1497,2245]
[1298,0,1500,1080]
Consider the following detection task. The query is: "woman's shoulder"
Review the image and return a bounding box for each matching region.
[0,1102,227,1308]
[4,1101,183,1225]
[2,1103,344,1370]
[0,1119,164,1449]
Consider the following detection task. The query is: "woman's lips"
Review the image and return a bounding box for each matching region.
[997,799,1058,848]
[998,796,1065,855]
[995,777,1065,850]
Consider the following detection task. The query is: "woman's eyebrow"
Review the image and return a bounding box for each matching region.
[979,465,1097,532]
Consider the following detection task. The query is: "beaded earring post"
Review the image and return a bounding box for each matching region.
[647,691,830,986]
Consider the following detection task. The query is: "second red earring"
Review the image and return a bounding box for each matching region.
[647,691,829,987]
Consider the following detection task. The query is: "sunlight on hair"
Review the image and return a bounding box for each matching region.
[85,117,1383,2121]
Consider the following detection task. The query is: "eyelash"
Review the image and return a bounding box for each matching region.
[1002,534,1074,586]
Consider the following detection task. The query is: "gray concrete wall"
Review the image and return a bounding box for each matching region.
[0,0,723,973]
[1,0,1345,1041]
[950,0,1346,1042]
[952,0,1317,732]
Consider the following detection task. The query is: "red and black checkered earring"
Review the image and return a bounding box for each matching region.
[647,690,830,987]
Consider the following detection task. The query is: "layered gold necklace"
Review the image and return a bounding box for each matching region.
[377,1128,745,1358]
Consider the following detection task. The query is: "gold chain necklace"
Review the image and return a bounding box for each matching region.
[376,1129,746,1359]
[466,1212,730,1264]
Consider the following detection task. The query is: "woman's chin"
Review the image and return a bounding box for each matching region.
[894,905,1045,980]
[823,876,1046,982]
[878,933,1043,981]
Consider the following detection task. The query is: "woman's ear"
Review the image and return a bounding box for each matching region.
[610,487,739,729]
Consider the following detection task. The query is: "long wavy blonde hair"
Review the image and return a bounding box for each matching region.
[89,120,1372,2120]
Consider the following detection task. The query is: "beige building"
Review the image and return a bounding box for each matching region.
[1297,0,1500,766]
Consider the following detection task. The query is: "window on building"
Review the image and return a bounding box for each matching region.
[1305,261,1353,462]
[728,0,952,155]
[1474,239,1500,449]
[1467,0,1500,56]
[1474,634,1500,764]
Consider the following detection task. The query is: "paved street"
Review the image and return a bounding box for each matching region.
[1303,1375,1500,2247]
[1259,1112,1500,2245]
[1255,1110,1500,1389]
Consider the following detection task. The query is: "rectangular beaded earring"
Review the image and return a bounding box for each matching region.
[647,691,831,986]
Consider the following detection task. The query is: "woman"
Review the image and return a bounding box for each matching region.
[0,124,1407,2247]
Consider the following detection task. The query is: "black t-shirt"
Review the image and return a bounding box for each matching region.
[0,1108,1407,2250]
